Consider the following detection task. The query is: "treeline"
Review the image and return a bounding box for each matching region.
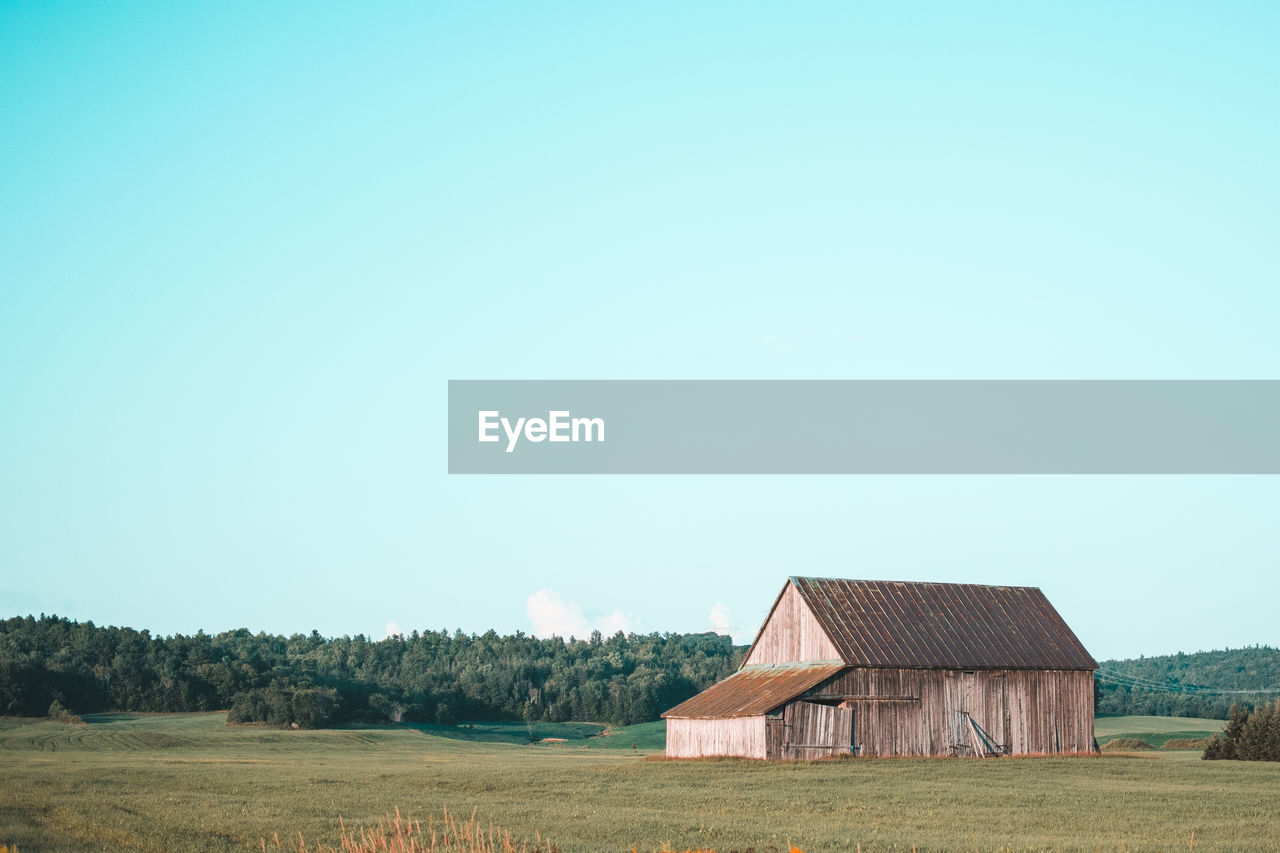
[1095,646,1280,720]
[1203,701,1280,761]
[0,615,742,728]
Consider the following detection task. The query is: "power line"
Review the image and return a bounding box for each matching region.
[1094,667,1280,696]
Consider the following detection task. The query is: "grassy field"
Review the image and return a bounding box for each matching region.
[2,713,1278,852]
[1094,715,1225,748]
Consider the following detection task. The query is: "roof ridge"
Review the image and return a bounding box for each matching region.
[790,575,1043,592]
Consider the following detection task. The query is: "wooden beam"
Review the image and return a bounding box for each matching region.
[807,695,920,702]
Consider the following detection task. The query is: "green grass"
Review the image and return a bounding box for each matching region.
[1094,714,1225,748]
[545,720,667,750]
[2,712,1278,852]
[400,719,608,745]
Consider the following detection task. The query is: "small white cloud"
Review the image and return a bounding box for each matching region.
[384,621,403,638]
[527,589,639,639]
[527,588,589,638]
[597,608,637,636]
[709,602,732,636]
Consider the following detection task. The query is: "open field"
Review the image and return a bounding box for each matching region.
[410,719,666,750]
[1094,715,1225,748]
[2,713,1278,852]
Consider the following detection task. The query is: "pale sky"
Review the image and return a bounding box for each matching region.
[2,2,1277,660]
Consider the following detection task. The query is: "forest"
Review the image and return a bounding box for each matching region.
[1095,646,1280,719]
[6,614,1278,729]
[0,614,741,728]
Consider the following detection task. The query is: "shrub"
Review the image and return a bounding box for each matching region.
[47,699,83,725]
[1100,737,1153,752]
[1202,734,1231,759]
[1237,700,1278,760]
[228,681,339,729]
[291,688,338,729]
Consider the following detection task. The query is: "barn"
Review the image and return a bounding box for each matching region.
[662,577,1097,759]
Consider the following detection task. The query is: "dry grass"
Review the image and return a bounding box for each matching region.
[639,848,802,853]
[1162,737,1212,750]
[265,807,556,853]
[266,809,806,853]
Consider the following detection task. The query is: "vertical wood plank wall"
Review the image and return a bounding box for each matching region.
[804,668,1095,757]
[667,667,1095,759]
[666,716,766,758]
[744,584,841,666]
[780,701,853,759]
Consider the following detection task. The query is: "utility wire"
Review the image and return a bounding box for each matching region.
[1094,667,1280,696]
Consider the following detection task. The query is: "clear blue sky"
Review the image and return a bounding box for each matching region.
[2,2,1277,660]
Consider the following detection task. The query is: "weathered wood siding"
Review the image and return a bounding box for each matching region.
[802,667,1095,757]
[775,701,853,759]
[666,716,766,759]
[744,583,840,666]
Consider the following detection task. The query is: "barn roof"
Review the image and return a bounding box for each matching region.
[661,661,845,719]
[775,577,1096,670]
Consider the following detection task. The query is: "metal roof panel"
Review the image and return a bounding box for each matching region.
[788,577,1097,670]
[661,662,846,719]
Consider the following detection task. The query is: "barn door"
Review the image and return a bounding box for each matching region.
[766,715,785,759]
[783,701,853,758]
[835,705,853,755]
[946,671,978,756]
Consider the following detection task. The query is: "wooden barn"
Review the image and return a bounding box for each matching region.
[663,577,1097,759]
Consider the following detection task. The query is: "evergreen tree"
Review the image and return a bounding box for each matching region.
[1202,703,1280,762]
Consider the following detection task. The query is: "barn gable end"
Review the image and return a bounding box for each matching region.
[743,581,841,666]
